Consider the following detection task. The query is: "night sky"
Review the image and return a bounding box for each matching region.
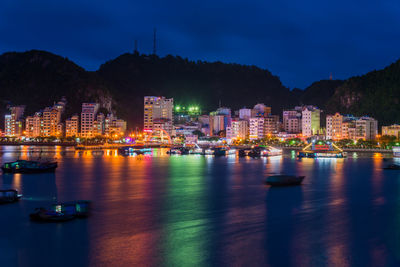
[1,0,400,88]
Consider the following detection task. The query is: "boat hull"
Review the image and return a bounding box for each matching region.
[1,165,57,173]
[265,175,305,186]
[0,189,22,204]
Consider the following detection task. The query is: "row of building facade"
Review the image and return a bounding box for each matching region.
[4,99,127,138]
[143,96,400,141]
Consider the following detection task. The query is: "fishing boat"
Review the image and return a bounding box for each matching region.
[213,146,236,156]
[297,141,346,158]
[1,160,57,173]
[0,189,22,204]
[265,175,305,186]
[30,200,91,222]
[383,164,400,170]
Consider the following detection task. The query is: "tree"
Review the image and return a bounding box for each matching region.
[192,130,205,137]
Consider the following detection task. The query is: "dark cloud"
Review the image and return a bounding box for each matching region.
[1,0,400,88]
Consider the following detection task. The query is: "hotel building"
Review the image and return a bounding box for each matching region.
[326,113,343,140]
[249,117,265,140]
[144,96,173,135]
[282,110,301,133]
[25,112,42,137]
[65,115,79,137]
[302,106,321,137]
[81,103,100,138]
[226,119,248,140]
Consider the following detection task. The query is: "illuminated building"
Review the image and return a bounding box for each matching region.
[153,118,173,136]
[282,110,301,133]
[93,113,105,136]
[382,124,400,138]
[249,117,265,140]
[209,115,225,135]
[209,107,232,135]
[144,96,173,131]
[81,103,100,138]
[114,119,127,135]
[226,119,248,140]
[4,105,25,137]
[301,106,320,137]
[104,114,127,137]
[326,113,343,140]
[41,102,64,137]
[25,112,42,137]
[355,116,378,140]
[65,115,79,137]
[174,123,201,136]
[264,115,279,135]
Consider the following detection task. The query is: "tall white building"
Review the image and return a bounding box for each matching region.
[249,117,265,140]
[301,106,321,137]
[81,103,99,138]
[226,120,248,140]
[144,96,173,134]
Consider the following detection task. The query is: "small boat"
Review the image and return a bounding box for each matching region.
[167,147,190,155]
[118,147,151,155]
[248,148,262,158]
[30,200,91,222]
[238,149,247,157]
[213,146,235,156]
[0,189,22,204]
[1,160,57,173]
[383,164,400,170]
[265,175,305,186]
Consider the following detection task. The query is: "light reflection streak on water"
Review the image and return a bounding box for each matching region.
[323,158,350,267]
[163,156,209,267]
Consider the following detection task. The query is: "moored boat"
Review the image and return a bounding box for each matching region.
[383,164,400,170]
[213,146,236,156]
[118,146,151,155]
[30,200,91,222]
[1,160,57,173]
[0,189,22,204]
[265,175,305,186]
[297,142,346,158]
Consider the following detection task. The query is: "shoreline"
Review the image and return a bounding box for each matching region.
[0,143,393,153]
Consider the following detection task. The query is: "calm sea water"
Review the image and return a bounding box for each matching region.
[1,146,400,267]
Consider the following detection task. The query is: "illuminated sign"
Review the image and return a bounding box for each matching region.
[314,145,330,150]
